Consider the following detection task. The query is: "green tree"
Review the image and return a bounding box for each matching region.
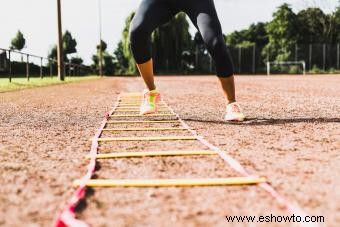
[92,40,116,75]
[114,41,130,74]
[96,40,108,52]
[70,56,83,65]
[48,31,78,62]
[47,45,58,67]
[112,12,136,74]
[225,30,247,46]
[225,22,268,47]
[10,30,26,51]
[331,5,340,42]
[48,45,58,60]
[263,3,299,61]
[114,12,194,75]
[191,31,210,72]
[246,23,269,46]
[151,12,193,73]
[63,30,77,55]
[297,8,329,43]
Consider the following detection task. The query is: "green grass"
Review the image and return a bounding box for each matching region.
[0,76,100,92]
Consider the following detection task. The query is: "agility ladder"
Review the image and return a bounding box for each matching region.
[55,92,316,227]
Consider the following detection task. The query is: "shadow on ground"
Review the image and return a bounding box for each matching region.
[183,117,340,126]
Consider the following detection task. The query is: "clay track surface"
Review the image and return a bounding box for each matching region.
[0,75,339,227]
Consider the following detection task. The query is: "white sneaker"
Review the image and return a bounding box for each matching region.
[224,102,245,122]
[140,89,161,115]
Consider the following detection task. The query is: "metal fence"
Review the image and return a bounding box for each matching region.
[0,47,93,82]
[228,43,339,74]
[153,43,340,75]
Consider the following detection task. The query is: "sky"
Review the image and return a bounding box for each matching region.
[0,0,338,64]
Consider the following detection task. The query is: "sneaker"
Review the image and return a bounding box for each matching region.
[224,102,245,122]
[140,89,161,115]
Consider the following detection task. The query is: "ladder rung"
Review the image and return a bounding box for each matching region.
[117,104,167,107]
[73,177,266,187]
[119,101,165,103]
[119,99,143,104]
[115,109,169,112]
[103,127,186,131]
[119,93,142,96]
[95,136,197,142]
[118,103,166,106]
[119,98,142,100]
[106,120,180,124]
[109,114,176,117]
[119,96,141,98]
[116,107,153,110]
[87,150,216,159]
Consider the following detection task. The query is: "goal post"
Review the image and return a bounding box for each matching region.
[267,61,306,76]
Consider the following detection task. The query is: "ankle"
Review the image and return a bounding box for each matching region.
[147,85,156,91]
[226,99,237,105]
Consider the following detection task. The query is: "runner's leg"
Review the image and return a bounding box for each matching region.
[130,0,178,90]
[184,0,236,104]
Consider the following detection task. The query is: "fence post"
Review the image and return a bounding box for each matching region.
[50,63,53,77]
[8,50,12,83]
[252,44,256,74]
[166,59,169,73]
[295,43,298,62]
[302,61,306,76]
[40,57,43,79]
[238,47,242,74]
[68,63,71,76]
[209,55,212,73]
[337,43,339,70]
[309,44,312,71]
[26,54,30,81]
[267,62,270,76]
[195,45,198,73]
[267,46,269,63]
[323,44,326,72]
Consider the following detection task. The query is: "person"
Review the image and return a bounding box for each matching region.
[129,0,245,122]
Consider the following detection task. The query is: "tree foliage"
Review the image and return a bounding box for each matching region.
[151,12,193,73]
[10,30,26,51]
[331,5,340,42]
[226,22,268,48]
[47,30,78,63]
[113,12,193,75]
[70,56,83,65]
[297,8,330,43]
[109,3,340,74]
[263,3,299,61]
[92,39,116,75]
[63,30,77,55]
[48,45,58,60]
[225,3,340,63]
[96,40,108,52]
[113,12,136,75]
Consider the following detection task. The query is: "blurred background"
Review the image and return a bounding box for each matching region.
[0,0,339,78]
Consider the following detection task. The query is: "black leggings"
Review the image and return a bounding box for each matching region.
[129,0,234,77]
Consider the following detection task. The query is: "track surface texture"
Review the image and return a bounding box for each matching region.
[0,75,339,227]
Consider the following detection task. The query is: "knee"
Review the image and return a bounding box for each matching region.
[202,34,234,77]
[203,35,225,53]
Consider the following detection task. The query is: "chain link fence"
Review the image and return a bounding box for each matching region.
[153,43,340,75]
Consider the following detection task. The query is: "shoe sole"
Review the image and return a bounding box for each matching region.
[225,115,245,122]
[140,109,157,115]
[225,119,244,123]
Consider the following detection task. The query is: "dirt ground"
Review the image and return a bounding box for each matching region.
[0,75,339,227]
